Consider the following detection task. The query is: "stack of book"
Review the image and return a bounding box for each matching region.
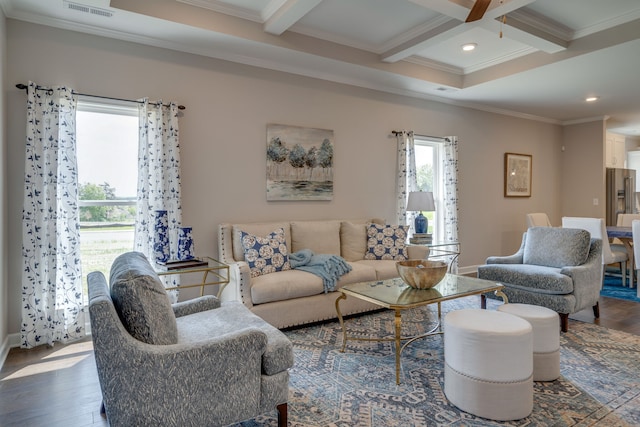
[156,258,209,271]
[410,233,432,244]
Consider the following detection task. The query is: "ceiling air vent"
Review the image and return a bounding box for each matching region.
[64,1,113,18]
[435,87,457,93]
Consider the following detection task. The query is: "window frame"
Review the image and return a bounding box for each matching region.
[414,135,445,241]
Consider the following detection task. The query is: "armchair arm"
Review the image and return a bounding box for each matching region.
[560,239,603,311]
[172,295,220,317]
[219,261,254,308]
[486,232,526,264]
[486,253,524,264]
[218,223,254,307]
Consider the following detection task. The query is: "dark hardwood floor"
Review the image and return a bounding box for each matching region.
[0,296,638,427]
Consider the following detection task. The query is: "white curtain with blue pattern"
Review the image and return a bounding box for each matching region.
[443,137,459,272]
[134,99,182,293]
[21,82,86,348]
[395,131,418,229]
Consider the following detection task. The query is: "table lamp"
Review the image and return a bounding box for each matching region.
[406,191,435,234]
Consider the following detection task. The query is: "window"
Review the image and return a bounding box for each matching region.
[76,98,139,295]
[414,136,442,240]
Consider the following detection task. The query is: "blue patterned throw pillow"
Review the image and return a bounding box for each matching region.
[241,228,291,277]
[364,223,409,260]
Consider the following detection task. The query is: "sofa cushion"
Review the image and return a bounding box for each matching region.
[340,222,368,261]
[241,228,291,278]
[335,262,378,288]
[250,262,377,304]
[477,264,574,294]
[251,269,325,304]
[355,259,402,280]
[232,222,291,261]
[109,251,178,345]
[291,220,341,255]
[523,227,591,268]
[364,223,409,261]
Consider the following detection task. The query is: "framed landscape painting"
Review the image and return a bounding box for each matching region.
[504,152,532,197]
[266,124,334,201]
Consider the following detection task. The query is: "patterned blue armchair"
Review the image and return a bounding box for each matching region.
[477,227,602,332]
[88,251,293,426]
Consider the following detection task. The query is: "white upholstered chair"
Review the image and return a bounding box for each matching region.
[562,217,627,286]
[526,213,552,228]
[616,213,640,226]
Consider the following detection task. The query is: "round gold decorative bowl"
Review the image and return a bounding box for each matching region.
[396,260,448,289]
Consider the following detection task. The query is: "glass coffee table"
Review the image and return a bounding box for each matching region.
[335,274,508,384]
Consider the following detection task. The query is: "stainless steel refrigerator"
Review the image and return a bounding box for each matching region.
[606,168,636,226]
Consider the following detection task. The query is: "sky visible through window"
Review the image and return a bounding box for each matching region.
[416,145,433,170]
[76,111,138,198]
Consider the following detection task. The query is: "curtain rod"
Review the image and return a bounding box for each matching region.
[392,130,449,142]
[16,83,186,110]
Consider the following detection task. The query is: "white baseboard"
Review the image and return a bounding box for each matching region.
[457,264,479,276]
[0,333,20,371]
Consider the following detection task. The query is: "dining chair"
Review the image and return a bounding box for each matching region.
[612,213,640,284]
[526,213,552,228]
[616,213,640,226]
[562,217,628,287]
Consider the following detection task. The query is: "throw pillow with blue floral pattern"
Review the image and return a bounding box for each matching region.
[365,223,409,260]
[241,228,291,277]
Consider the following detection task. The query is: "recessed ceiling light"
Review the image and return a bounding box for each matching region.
[461,43,477,52]
[585,96,599,102]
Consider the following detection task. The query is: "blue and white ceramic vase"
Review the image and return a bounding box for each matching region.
[177,226,195,260]
[153,210,170,263]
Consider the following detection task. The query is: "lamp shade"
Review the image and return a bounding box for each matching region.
[406,191,435,212]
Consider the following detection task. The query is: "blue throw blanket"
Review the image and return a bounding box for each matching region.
[289,249,352,293]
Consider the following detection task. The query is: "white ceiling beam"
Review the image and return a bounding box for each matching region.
[263,0,323,36]
[480,0,539,21]
[471,0,566,52]
[381,19,466,63]
[492,16,568,52]
[385,0,563,62]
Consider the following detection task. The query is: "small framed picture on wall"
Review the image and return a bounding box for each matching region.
[504,153,532,197]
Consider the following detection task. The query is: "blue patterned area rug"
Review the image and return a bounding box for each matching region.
[236,296,640,427]
[602,275,640,303]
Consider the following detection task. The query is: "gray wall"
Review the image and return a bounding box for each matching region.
[561,121,607,219]
[3,20,572,339]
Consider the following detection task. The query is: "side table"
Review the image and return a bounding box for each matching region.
[156,257,230,298]
[415,241,460,272]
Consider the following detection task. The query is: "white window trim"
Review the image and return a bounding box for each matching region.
[77,95,138,116]
[415,135,446,242]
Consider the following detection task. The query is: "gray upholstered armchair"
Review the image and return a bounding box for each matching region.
[88,251,293,427]
[477,227,602,332]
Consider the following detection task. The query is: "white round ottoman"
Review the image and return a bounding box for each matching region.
[444,309,533,421]
[497,303,560,381]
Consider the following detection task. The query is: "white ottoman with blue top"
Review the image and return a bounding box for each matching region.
[444,308,533,421]
[497,303,560,381]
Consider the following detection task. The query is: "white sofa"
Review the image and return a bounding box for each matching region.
[218,219,429,328]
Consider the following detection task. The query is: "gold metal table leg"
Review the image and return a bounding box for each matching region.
[335,293,348,352]
[394,309,402,385]
[494,289,509,303]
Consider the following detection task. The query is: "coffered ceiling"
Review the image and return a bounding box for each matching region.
[3,0,640,135]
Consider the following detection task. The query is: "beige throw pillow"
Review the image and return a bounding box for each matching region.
[340,222,367,261]
[291,221,341,254]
